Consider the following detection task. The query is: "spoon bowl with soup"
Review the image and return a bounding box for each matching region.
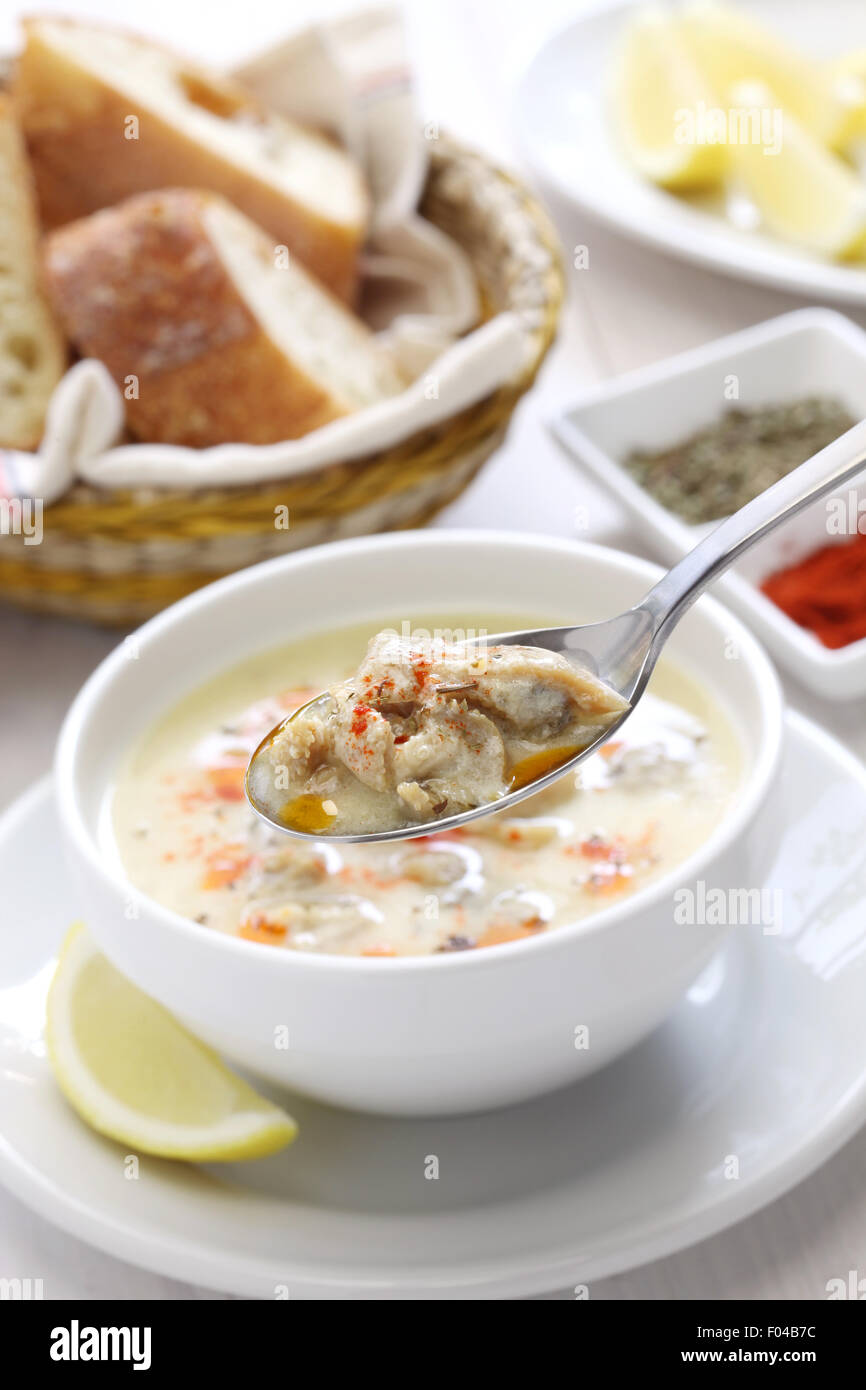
[247,418,866,844]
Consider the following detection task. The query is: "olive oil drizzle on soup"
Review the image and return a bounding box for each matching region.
[111,614,742,958]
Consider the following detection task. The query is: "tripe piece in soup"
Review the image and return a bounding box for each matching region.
[249,631,630,835]
[111,614,743,958]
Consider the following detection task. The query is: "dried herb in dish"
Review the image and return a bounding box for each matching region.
[624,397,855,525]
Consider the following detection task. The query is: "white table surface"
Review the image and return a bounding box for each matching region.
[1,0,865,1301]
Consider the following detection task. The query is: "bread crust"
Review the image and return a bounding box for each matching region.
[0,91,65,449]
[15,18,367,302]
[43,190,353,448]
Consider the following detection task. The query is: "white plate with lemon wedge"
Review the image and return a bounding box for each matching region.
[516,0,866,303]
[3,740,866,1300]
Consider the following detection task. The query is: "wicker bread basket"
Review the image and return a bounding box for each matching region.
[0,137,564,626]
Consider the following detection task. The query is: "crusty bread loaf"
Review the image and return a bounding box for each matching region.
[0,94,65,450]
[15,16,368,302]
[43,189,405,449]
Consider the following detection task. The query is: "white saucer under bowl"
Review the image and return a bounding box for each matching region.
[2,710,866,1300]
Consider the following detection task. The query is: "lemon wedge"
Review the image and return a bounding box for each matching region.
[726,81,866,259]
[612,5,727,190]
[679,1,850,149]
[833,52,866,142]
[836,50,866,94]
[46,923,298,1161]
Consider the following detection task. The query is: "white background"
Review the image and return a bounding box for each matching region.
[1,0,865,1300]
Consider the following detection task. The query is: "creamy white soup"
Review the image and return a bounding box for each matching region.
[112,613,742,957]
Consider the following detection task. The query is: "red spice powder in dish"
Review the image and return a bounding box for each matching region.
[761,533,866,650]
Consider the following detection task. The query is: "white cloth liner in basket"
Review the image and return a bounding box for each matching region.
[1,6,528,505]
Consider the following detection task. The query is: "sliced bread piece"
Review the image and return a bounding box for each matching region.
[0,93,65,450]
[15,16,368,301]
[43,189,406,449]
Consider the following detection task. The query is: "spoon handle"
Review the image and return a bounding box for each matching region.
[640,416,866,648]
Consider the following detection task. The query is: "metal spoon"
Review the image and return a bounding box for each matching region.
[247,419,866,843]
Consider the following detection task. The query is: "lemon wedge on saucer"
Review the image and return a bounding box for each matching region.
[679,1,850,149]
[727,81,866,259]
[46,923,297,1161]
[613,5,727,189]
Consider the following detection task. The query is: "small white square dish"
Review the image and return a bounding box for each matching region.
[551,308,866,701]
